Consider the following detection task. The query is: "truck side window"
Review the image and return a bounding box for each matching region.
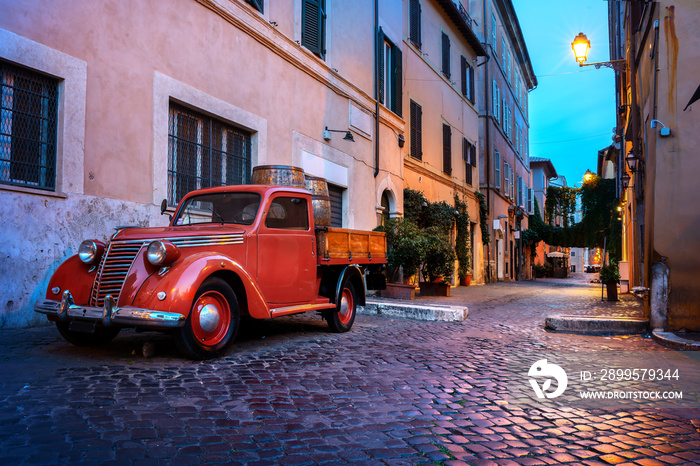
[265,197,309,230]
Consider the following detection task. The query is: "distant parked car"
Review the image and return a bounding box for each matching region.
[585,265,601,273]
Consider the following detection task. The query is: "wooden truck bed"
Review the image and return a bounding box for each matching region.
[316,228,387,266]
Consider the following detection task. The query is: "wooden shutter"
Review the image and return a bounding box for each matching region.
[245,0,263,13]
[392,45,402,117]
[409,0,421,48]
[463,139,472,186]
[441,32,450,78]
[461,56,467,96]
[470,143,477,167]
[468,65,475,102]
[328,184,344,228]
[302,0,325,58]
[443,123,452,175]
[494,151,501,189]
[410,100,422,160]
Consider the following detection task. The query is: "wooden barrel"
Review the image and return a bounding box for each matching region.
[304,175,332,227]
[251,165,305,188]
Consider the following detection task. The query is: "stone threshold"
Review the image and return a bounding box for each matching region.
[359,299,468,322]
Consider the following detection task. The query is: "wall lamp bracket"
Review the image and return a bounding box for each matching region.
[650,119,671,137]
[323,126,355,142]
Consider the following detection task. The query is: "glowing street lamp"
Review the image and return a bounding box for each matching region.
[571,32,626,71]
[583,169,594,183]
[571,33,590,64]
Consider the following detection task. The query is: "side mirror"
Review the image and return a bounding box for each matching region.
[160,199,168,215]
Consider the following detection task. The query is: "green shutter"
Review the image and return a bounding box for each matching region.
[377,28,385,105]
[302,0,325,59]
[443,123,452,175]
[392,46,402,117]
[409,0,421,48]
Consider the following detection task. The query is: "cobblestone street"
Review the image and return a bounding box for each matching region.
[2,275,700,465]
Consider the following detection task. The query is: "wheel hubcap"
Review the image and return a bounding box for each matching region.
[338,288,353,325]
[199,304,220,333]
[192,291,230,347]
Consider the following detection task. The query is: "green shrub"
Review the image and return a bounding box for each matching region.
[421,226,456,283]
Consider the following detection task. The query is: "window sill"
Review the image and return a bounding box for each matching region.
[0,184,67,199]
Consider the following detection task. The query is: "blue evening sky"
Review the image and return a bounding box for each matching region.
[512,0,616,186]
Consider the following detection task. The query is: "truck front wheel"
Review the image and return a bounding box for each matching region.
[326,282,356,333]
[175,277,239,360]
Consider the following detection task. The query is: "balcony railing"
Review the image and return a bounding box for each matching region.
[458,2,476,30]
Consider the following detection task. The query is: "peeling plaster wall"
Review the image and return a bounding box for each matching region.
[0,192,162,328]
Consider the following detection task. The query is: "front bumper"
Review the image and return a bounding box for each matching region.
[34,290,185,328]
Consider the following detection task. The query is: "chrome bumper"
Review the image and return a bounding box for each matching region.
[34,290,185,328]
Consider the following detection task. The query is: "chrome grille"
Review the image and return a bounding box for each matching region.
[90,242,143,306]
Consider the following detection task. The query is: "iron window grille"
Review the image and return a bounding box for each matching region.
[0,60,59,191]
[167,102,251,206]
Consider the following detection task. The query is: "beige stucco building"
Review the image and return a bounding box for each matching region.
[471,0,536,282]
[402,0,488,284]
[0,0,408,327]
[608,0,700,331]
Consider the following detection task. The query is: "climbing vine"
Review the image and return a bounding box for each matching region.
[476,191,490,245]
[544,186,578,227]
[521,176,622,262]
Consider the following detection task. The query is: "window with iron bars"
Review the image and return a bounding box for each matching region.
[0,60,59,191]
[167,102,251,206]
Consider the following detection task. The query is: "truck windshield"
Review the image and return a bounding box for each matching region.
[174,192,261,226]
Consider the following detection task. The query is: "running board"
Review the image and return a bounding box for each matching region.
[270,303,337,318]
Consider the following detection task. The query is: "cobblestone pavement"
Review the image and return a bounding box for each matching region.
[2,274,700,465]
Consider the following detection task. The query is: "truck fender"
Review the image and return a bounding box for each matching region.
[131,253,271,319]
[44,255,95,304]
[335,265,366,307]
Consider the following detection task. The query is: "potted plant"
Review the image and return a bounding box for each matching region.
[599,261,620,301]
[454,195,471,286]
[376,219,426,299]
[419,227,456,296]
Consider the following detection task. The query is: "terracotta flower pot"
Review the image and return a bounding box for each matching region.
[460,274,472,286]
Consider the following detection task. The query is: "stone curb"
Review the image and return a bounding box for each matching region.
[652,331,700,351]
[359,299,468,322]
[545,315,649,333]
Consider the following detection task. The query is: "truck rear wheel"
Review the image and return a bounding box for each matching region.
[175,277,239,360]
[326,281,356,333]
[56,322,120,346]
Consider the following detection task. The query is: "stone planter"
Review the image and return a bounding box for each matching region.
[379,283,416,300]
[419,282,451,297]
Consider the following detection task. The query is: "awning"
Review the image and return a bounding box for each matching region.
[547,251,569,258]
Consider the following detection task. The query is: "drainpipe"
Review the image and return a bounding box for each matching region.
[482,0,492,283]
[373,0,380,178]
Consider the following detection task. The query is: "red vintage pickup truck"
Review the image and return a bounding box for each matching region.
[35,184,387,359]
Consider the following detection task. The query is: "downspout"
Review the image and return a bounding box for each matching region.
[482,0,491,283]
[373,0,380,178]
[652,19,659,122]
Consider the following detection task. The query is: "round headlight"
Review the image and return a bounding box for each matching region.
[147,241,167,266]
[147,240,180,266]
[78,240,104,265]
